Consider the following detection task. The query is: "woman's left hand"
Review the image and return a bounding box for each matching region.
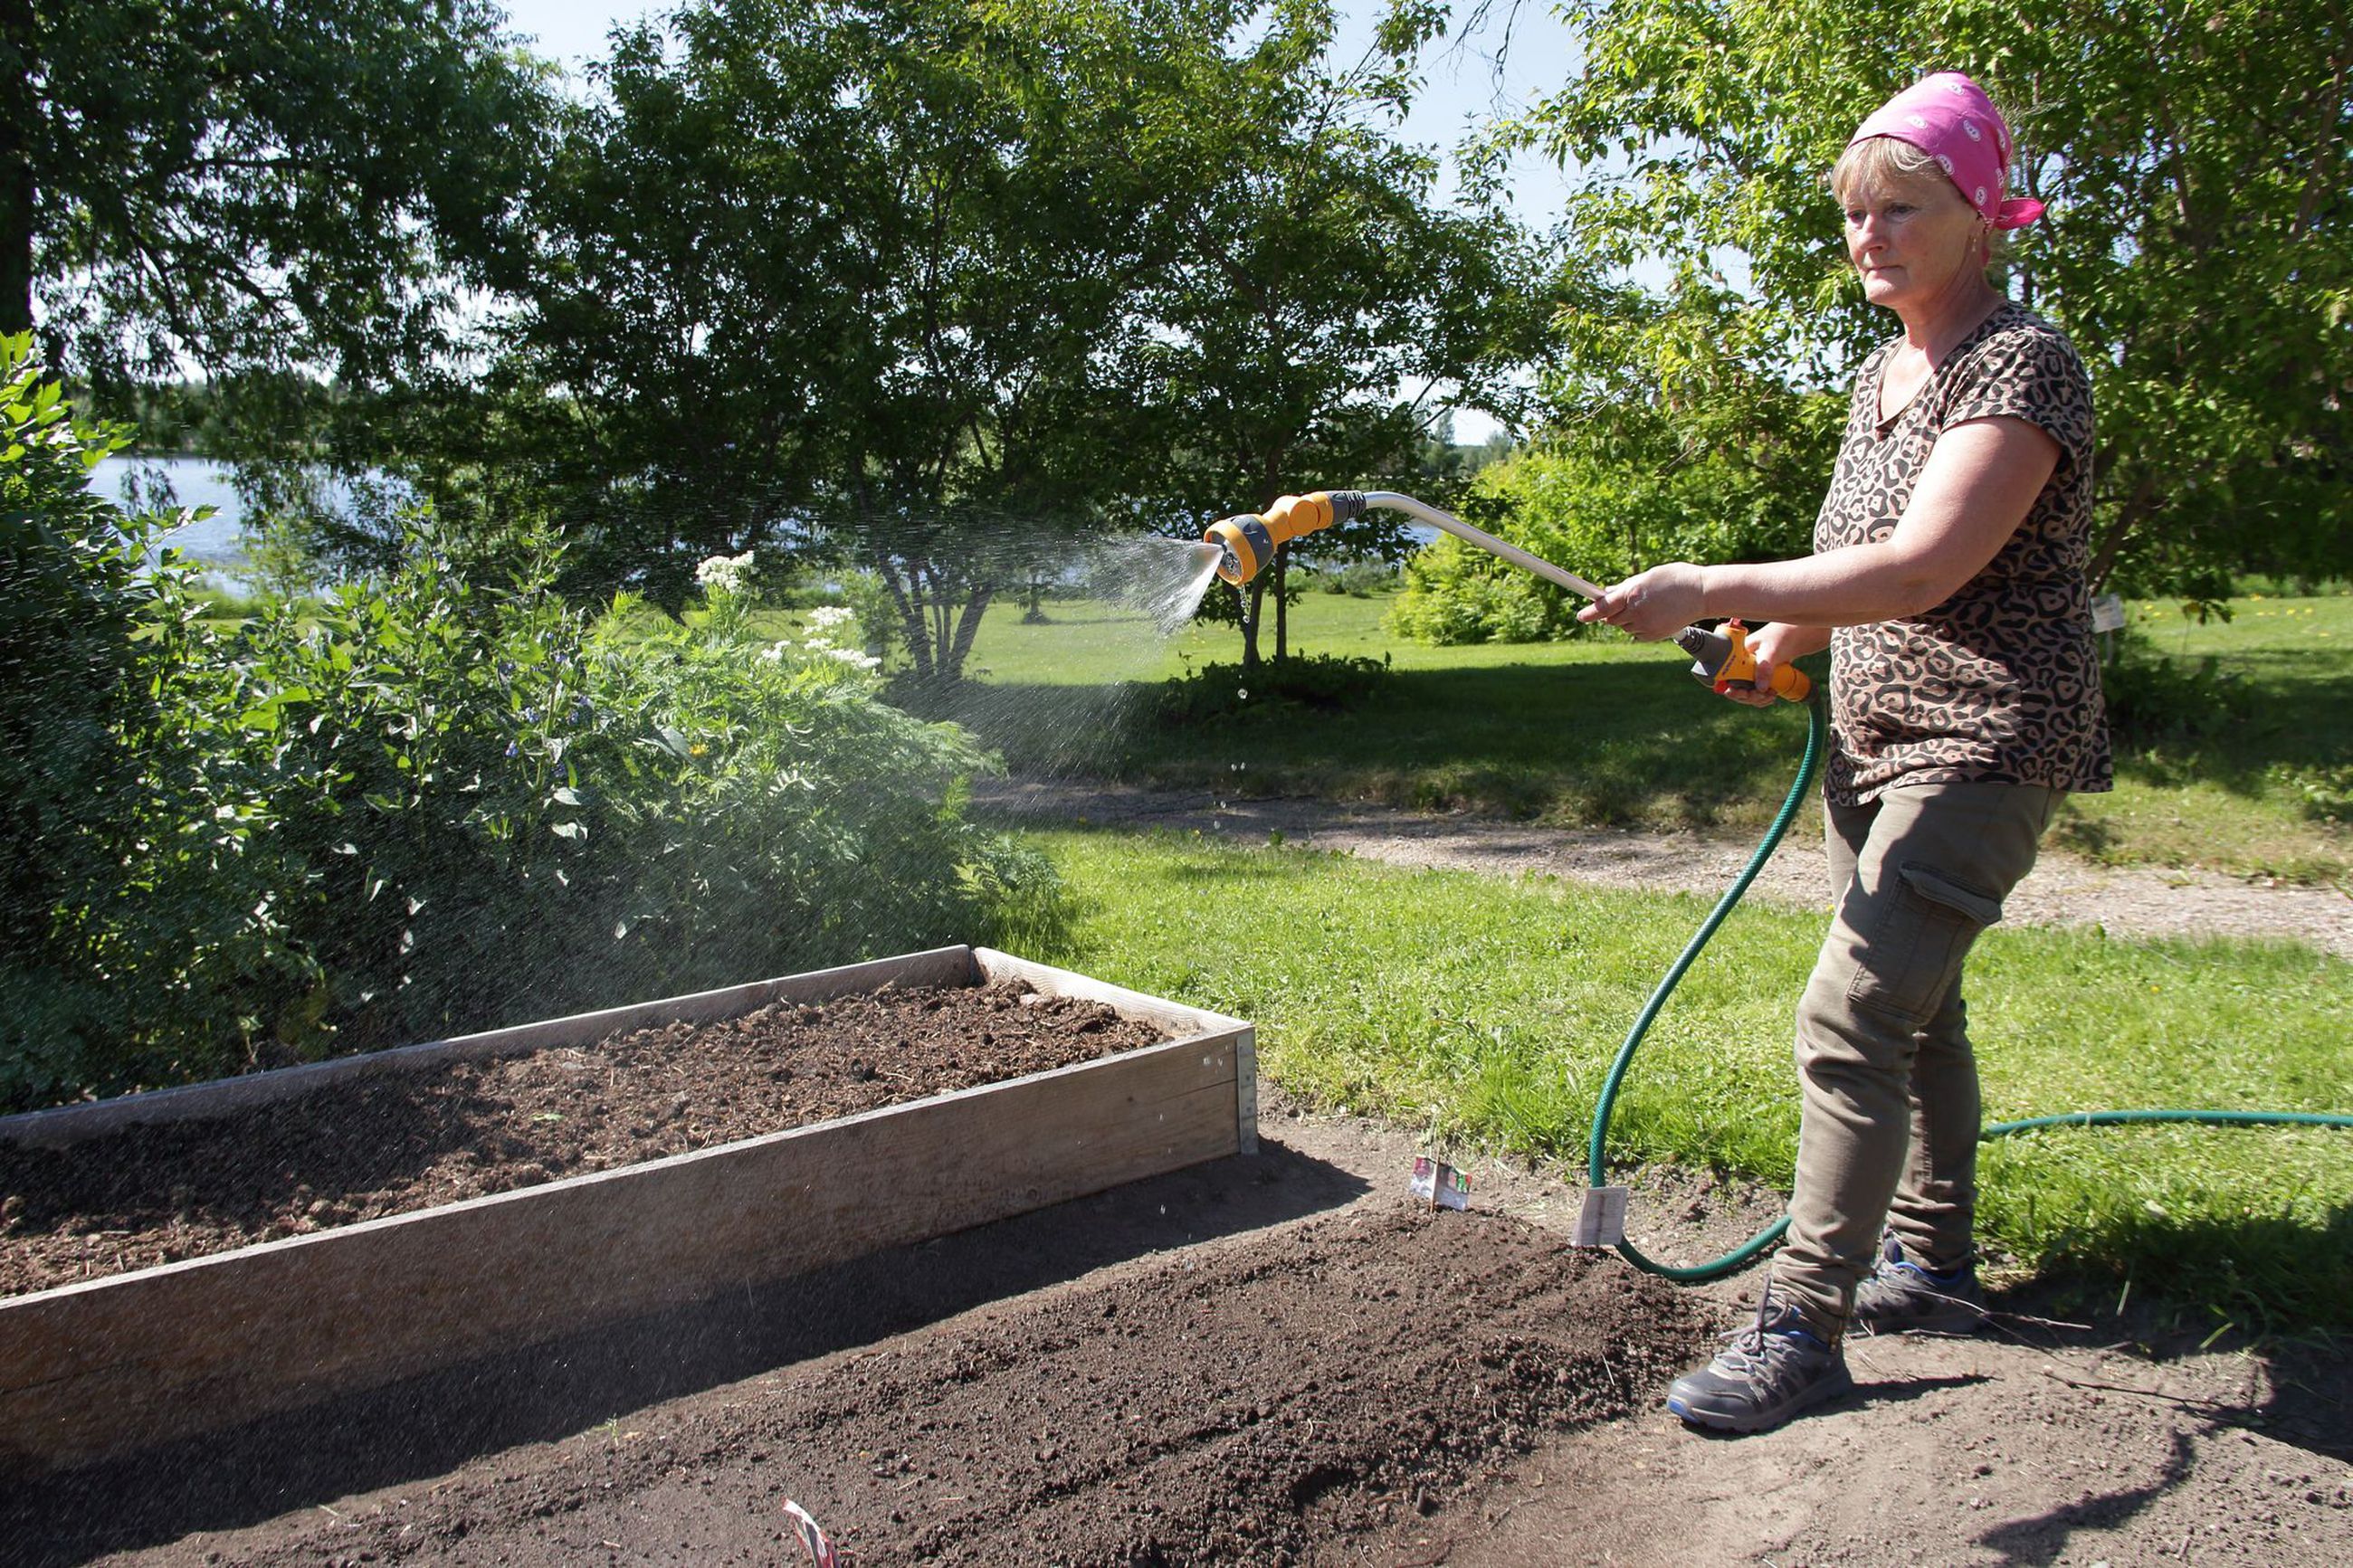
[1575,562,1707,641]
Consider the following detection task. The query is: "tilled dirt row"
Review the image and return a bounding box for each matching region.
[0,983,1166,1297]
[125,1205,1708,1567]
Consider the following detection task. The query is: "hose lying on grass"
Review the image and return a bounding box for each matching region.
[1586,694,2353,1285]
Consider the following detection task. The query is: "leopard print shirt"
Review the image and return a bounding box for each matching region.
[1818,301,2113,805]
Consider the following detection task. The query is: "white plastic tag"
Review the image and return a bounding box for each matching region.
[1573,1185,1630,1247]
[785,1500,838,1567]
[1409,1155,1470,1211]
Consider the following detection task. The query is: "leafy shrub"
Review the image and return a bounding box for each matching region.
[1387,533,1577,644]
[1388,397,1841,645]
[240,530,1058,1054]
[0,360,1056,1107]
[2098,628,2254,751]
[1149,652,1393,726]
[0,338,311,1109]
[1309,559,1400,597]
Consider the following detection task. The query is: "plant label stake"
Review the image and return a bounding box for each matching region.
[1409,1155,1469,1211]
[784,1499,839,1567]
[1573,1185,1630,1247]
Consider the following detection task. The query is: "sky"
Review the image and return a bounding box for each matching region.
[492,0,1584,441]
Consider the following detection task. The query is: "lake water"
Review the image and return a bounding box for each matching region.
[91,455,249,565]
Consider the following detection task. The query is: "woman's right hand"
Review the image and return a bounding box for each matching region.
[1721,622,1831,708]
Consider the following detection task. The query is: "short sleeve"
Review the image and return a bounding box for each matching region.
[1939,326,2094,470]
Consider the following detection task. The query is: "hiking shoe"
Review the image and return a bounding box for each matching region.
[1665,1296,1853,1434]
[1852,1231,1985,1336]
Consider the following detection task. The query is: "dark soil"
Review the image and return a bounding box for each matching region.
[6,1092,2346,1567]
[0,982,1167,1297]
[52,1202,1708,1567]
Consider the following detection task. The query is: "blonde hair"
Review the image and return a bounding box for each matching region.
[1831,135,2009,264]
[1830,135,1953,206]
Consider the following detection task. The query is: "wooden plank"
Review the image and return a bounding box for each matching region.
[0,946,982,1151]
[0,1031,1240,1474]
[976,948,1257,1154]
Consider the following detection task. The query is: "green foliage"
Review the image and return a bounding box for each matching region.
[232,527,1053,1057]
[1390,534,1575,644]
[0,337,310,1107]
[2096,625,2253,750]
[1309,559,1401,597]
[0,354,1057,1108]
[1148,652,1395,727]
[1511,0,2353,595]
[1387,394,1842,644]
[7,0,554,383]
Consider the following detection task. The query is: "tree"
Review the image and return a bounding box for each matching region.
[2,0,553,386]
[487,0,1200,646]
[1513,0,2353,596]
[1145,1,1555,668]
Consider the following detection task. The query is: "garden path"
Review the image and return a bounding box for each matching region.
[982,780,2353,960]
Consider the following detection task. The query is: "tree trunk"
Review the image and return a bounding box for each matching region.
[2086,467,2158,593]
[1272,543,1290,661]
[873,551,937,680]
[1238,575,1264,672]
[0,0,35,338]
[943,583,993,681]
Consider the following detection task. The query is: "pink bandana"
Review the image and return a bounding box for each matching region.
[1849,72,2044,230]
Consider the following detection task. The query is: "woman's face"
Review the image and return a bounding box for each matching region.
[1841,170,1986,314]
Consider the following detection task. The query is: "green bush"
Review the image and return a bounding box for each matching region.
[1149,652,1394,726]
[239,533,1059,1054]
[1388,397,1841,645]
[2098,628,2254,750]
[1387,533,1577,644]
[1,338,312,1109]
[0,353,1057,1108]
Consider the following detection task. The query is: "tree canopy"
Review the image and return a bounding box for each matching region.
[466,0,1542,671]
[1515,0,2353,597]
[2,0,553,386]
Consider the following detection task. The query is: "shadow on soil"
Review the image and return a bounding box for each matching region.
[6,1143,1370,1567]
[1965,1276,2353,1469]
[1970,1428,2199,1567]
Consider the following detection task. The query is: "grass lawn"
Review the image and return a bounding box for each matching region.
[946,581,2353,884]
[1003,826,2353,1330]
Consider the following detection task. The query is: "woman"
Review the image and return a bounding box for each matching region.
[1576,71,2111,1434]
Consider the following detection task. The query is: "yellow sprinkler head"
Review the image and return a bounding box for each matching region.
[1202,490,1366,585]
[1205,513,1274,586]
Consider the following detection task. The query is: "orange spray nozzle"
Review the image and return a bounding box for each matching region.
[1672,619,1813,703]
[1204,490,1368,585]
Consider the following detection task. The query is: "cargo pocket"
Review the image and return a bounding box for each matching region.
[1846,863,2006,1024]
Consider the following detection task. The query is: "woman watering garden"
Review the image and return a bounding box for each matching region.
[1577,71,2113,1434]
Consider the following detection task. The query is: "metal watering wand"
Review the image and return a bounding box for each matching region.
[1204,489,1813,703]
[1202,489,2350,1286]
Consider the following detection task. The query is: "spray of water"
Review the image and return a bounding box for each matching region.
[1077,537,1227,636]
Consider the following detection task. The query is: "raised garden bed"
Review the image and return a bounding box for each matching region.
[0,945,1253,1477]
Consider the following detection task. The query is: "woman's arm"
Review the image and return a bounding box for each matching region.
[1576,415,2062,641]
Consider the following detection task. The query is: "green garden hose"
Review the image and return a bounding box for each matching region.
[1585,693,2353,1284]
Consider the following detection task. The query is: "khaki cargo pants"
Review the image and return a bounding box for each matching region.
[1771,780,2062,1337]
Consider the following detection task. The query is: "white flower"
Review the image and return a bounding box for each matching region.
[758,641,789,662]
[694,549,757,597]
[807,605,855,631]
[826,647,881,671]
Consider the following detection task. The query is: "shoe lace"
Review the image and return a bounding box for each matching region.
[1713,1297,1814,1375]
